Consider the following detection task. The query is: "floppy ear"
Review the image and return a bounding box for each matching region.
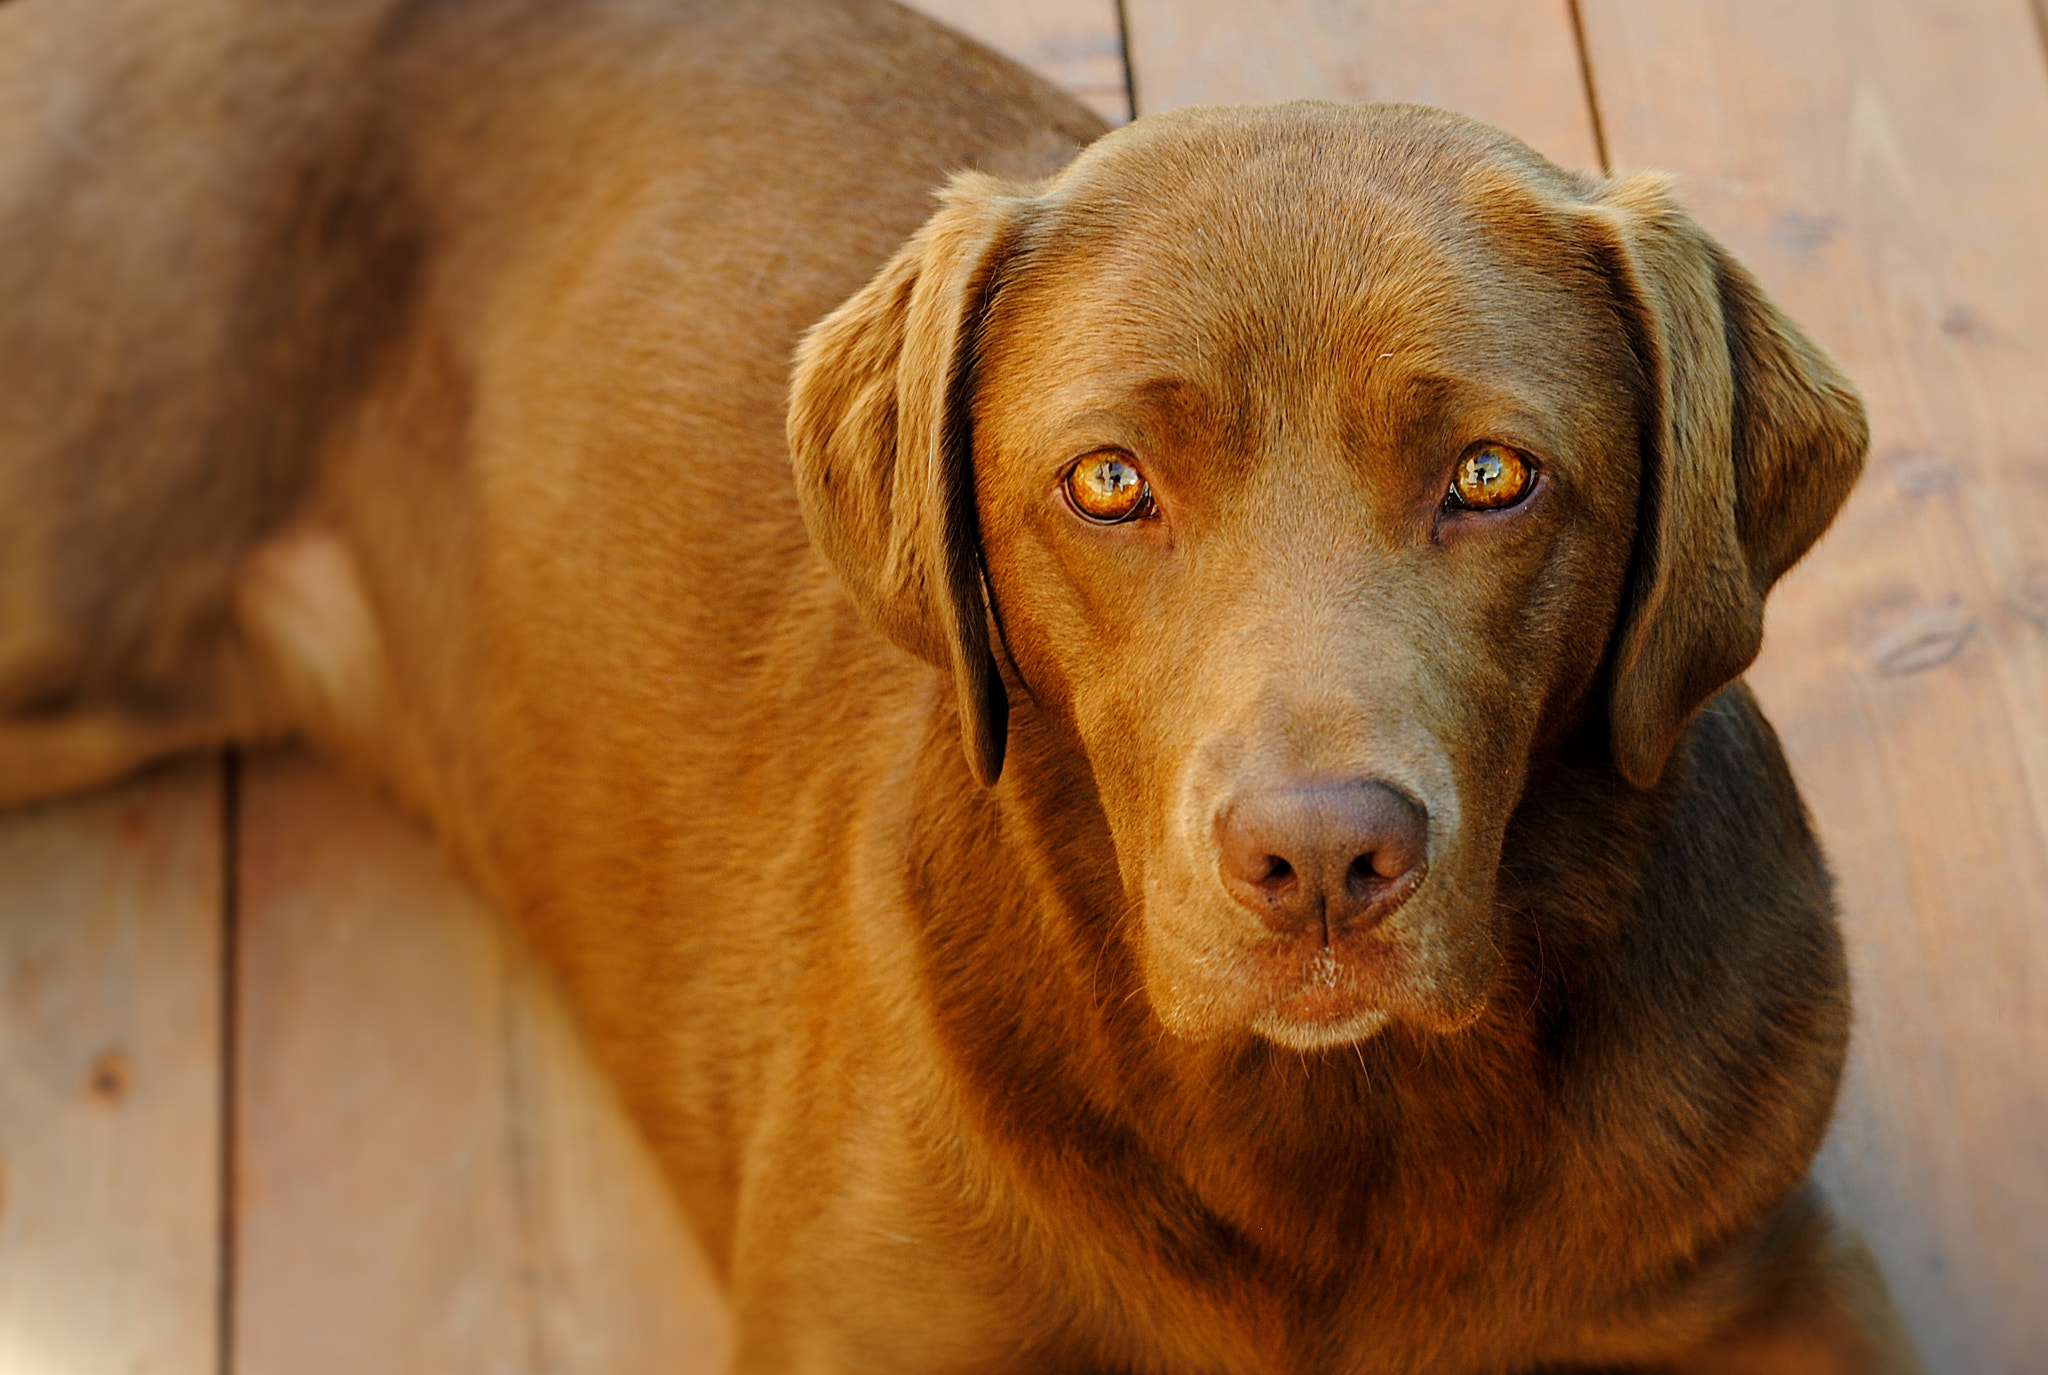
[1580,175,1868,788]
[786,172,1027,787]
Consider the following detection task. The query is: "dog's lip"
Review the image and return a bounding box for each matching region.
[1242,929,1407,1021]
[1246,943,1404,1048]
[1252,1000,1394,1051]
[1144,903,1489,1046]
[1269,974,1377,1026]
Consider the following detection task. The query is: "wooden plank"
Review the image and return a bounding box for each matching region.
[1577,3,2048,1371]
[232,751,728,1375]
[903,0,1130,123]
[1121,0,1602,169]
[0,757,224,1375]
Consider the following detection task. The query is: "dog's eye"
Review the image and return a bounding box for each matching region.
[1447,442,1536,511]
[1064,451,1153,524]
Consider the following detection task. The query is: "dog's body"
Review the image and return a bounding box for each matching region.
[1,0,1922,1369]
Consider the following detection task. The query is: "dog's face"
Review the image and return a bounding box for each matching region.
[967,132,1643,1046]
[789,104,1864,1050]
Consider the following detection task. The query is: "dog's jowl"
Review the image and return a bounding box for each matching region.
[0,0,1923,1370]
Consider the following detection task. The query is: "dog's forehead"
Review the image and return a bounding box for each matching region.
[1042,103,1582,268]
[1055,101,1568,206]
[988,104,1621,438]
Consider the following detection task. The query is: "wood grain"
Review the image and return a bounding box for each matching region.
[0,757,223,1375]
[1578,2,2048,1370]
[232,751,729,1375]
[903,0,1130,123]
[1121,0,1602,169]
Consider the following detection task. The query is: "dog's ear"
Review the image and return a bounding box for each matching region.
[1578,175,1867,788]
[787,173,1027,787]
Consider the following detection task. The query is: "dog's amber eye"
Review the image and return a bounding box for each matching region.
[1064,451,1152,524]
[1448,442,1536,511]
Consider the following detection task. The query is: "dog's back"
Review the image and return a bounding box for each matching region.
[0,0,1100,811]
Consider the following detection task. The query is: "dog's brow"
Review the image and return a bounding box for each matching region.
[1130,376,1210,412]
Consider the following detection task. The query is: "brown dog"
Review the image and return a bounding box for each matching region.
[1,0,1924,1369]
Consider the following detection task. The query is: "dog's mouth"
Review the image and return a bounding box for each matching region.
[1249,947,1400,1049]
[1229,913,1494,1048]
[1236,912,1422,1048]
[1139,847,1499,1049]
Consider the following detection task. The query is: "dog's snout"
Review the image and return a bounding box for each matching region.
[1217,781,1428,937]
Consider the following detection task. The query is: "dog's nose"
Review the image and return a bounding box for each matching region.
[1217,781,1428,936]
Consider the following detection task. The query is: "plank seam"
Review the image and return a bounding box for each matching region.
[2032,0,2048,83]
[216,746,241,1375]
[1565,0,1612,173]
[1115,0,1140,119]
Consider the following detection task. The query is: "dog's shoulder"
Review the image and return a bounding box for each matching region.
[1522,684,1849,1229]
[1654,681,1841,956]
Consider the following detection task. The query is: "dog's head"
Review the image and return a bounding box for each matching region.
[788,104,1864,1050]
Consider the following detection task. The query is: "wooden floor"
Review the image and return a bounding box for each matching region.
[3,1,2045,1370]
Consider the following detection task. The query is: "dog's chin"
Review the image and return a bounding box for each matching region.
[1251,999,1395,1051]
[1144,894,1501,1048]
[1235,946,1395,1049]
[1250,945,1497,1049]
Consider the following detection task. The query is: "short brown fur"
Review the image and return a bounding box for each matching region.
[0,1,1918,1370]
